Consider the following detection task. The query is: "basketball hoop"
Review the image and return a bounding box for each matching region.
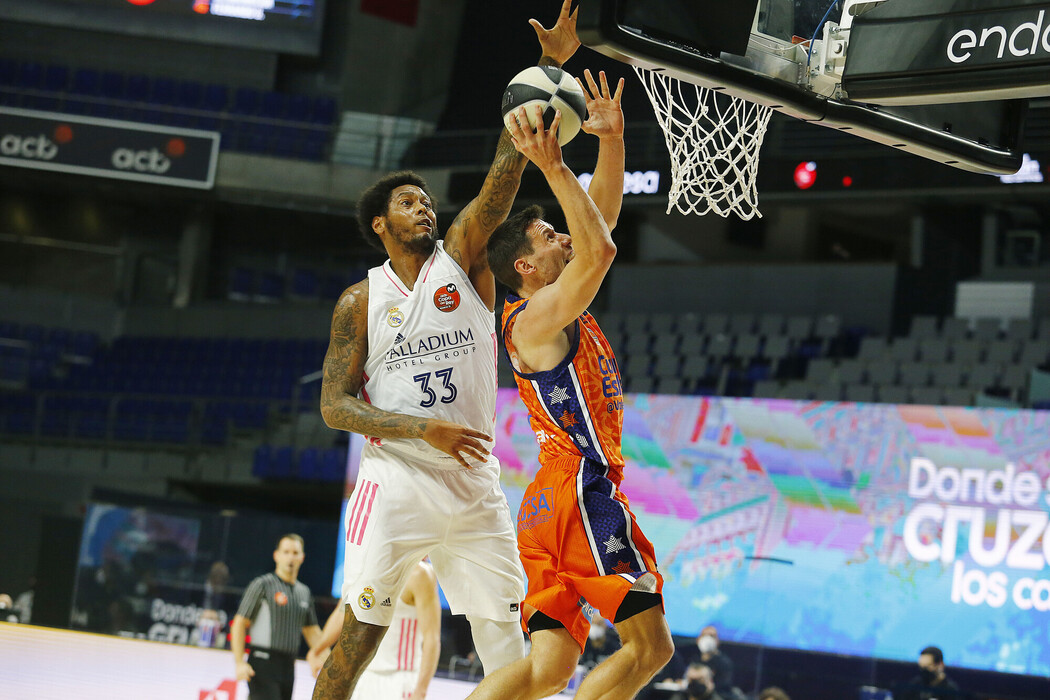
[635,67,772,220]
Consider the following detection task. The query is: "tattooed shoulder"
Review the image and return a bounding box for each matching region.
[331,279,369,337]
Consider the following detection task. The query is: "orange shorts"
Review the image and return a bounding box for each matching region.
[516,455,663,651]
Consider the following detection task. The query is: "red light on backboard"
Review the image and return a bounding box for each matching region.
[794,161,817,190]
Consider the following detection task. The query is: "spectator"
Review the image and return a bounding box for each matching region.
[897,646,964,700]
[656,624,743,700]
[694,625,738,699]
[0,593,18,623]
[672,663,725,700]
[758,687,790,700]
[198,561,230,648]
[580,616,622,671]
[14,577,35,625]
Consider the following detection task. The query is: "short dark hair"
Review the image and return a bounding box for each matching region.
[276,533,304,550]
[487,204,544,293]
[920,646,944,665]
[356,171,434,251]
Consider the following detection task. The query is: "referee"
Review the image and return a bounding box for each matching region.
[231,534,323,700]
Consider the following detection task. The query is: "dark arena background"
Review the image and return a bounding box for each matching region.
[1,1,1049,699]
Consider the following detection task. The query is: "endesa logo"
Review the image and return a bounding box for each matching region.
[111,138,186,174]
[947,10,1050,63]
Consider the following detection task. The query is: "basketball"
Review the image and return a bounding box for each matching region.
[501,65,587,146]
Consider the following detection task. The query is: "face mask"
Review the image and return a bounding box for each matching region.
[919,668,936,684]
[698,636,717,653]
[687,680,713,699]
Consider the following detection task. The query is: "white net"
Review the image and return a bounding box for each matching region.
[635,66,773,220]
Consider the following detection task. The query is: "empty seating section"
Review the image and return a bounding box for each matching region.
[5,314,1048,458]
[0,322,329,449]
[597,311,1050,407]
[0,57,337,161]
[599,311,830,398]
[228,265,368,303]
[252,443,347,482]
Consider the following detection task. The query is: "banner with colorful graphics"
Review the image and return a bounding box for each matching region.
[336,390,1050,676]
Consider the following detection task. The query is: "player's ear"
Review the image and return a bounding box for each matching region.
[371,215,386,236]
[514,257,534,277]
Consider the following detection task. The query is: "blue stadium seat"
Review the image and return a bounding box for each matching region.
[44,65,70,91]
[40,411,71,437]
[74,414,108,440]
[232,87,261,115]
[291,269,320,299]
[228,267,255,300]
[302,132,328,161]
[126,74,150,101]
[177,80,203,108]
[17,62,44,89]
[286,94,310,121]
[0,59,18,86]
[257,272,285,301]
[260,91,286,119]
[252,444,273,477]
[100,72,125,99]
[71,69,100,96]
[150,77,177,105]
[6,412,34,434]
[22,324,45,343]
[310,96,337,124]
[321,448,346,482]
[203,84,228,111]
[272,446,294,478]
[298,447,321,480]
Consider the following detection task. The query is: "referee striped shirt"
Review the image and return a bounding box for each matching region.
[236,573,318,654]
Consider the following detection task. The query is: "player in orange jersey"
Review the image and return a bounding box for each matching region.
[467,70,673,700]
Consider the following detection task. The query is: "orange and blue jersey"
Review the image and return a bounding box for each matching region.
[502,293,662,652]
[501,294,627,485]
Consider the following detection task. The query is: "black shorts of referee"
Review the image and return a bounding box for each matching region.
[247,647,296,700]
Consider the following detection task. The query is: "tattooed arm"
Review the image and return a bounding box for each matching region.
[319,280,491,469]
[442,0,582,310]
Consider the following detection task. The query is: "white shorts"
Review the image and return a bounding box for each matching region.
[350,668,415,700]
[341,443,524,626]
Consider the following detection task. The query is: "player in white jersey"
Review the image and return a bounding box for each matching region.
[311,6,581,700]
[309,562,440,700]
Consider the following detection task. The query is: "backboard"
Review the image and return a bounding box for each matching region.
[576,0,1038,175]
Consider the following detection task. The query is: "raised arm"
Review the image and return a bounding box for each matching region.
[442,0,582,307]
[510,106,616,350]
[577,70,625,230]
[405,564,441,700]
[319,280,491,469]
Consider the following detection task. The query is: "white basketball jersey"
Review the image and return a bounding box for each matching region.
[367,596,424,674]
[363,241,497,469]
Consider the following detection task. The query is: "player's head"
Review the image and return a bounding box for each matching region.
[357,171,437,256]
[488,204,573,296]
[919,646,946,682]
[273,533,305,577]
[697,625,719,653]
[757,687,790,700]
[685,663,715,697]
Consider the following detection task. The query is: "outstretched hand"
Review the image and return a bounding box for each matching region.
[578,69,624,139]
[506,105,564,174]
[531,0,580,66]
